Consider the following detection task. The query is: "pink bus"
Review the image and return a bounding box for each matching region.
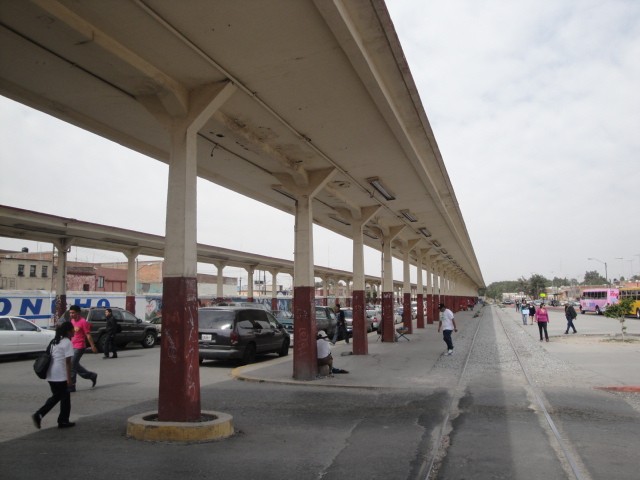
[579,288,619,315]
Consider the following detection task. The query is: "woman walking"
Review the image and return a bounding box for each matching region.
[520,302,529,325]
[535,303,550,342]
[528,303,536,325]
[32,321,76,429]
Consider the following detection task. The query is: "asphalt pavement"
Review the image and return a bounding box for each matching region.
[1,304,639,480]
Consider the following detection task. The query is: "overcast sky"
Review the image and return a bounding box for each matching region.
[1,0,639,287]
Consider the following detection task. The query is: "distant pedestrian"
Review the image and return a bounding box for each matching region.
[564,303,578,334]
[535,303,550,342]
[438,303,458,355]
[32,321,76,429]
[520,303,529,325]
[515,300,520,312]
[332,303,348,344]
[68,305,98,392]
[528,303,536,325]
[103,308,118,359]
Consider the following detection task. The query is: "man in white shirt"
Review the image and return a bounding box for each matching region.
[316,330,333,372]
[437,303,458,355]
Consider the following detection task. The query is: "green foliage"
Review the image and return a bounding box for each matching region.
[582,270,607,285]
[604,297,634,340]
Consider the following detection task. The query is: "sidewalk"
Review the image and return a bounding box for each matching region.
[234,307,479,390]
[234,305,640,390]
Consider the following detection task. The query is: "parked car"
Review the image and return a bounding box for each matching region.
[59,307,157,352]
[313,305,338,339]
[198,306,290,364]
[0,316,55,356]
[149,317,162,339]
[370,309,402,329]
[272,310,294,346]
[341,308,374,335]
[366,309,379,330]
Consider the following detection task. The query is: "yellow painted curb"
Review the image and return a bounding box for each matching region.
[126,410,234,443]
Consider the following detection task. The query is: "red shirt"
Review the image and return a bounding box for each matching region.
[535,309,549,323]
[71,317,91,349]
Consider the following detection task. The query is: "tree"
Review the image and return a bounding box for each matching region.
[604,297,634,341]
[583,270,607,285]
[528,274,548,299]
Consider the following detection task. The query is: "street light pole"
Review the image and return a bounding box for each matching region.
[587,257,608,285]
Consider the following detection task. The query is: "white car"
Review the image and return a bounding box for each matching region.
[0,316,55,356]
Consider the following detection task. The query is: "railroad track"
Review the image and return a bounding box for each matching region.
[420,305,590,480]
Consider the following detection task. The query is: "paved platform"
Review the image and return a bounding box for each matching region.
[2,304,639,480]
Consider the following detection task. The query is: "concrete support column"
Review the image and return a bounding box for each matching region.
[270,269,279,311]
[246,266,255,303]
[52,239,73,324]
[124,249,140,314]
[157,81,237,422]
[274,168,335,380]
[416,253,424,329]
[402,249,412,333]
[380,226,403,342]
[322,276,329,306]
[214,261,227,303]
[347,205,379,355]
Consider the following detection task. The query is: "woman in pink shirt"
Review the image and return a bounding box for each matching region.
[534,303,550,342]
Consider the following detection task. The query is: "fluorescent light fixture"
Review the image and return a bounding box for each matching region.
[363,230,379,240]
[418,227,432,238]
[329,215,351,226]
[400,210,417,222]
[431,240,441,248]
[446,255,453,259]
[367,177,395,201]
[440,248,448,255]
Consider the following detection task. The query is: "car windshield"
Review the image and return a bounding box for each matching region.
[342,309,353,319]
[198,310,235,330]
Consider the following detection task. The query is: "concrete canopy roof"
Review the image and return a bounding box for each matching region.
[0,0,484,288]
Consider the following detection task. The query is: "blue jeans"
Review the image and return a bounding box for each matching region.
[443,329,453,350]
[71,348,96,386]
[565,318,577,333]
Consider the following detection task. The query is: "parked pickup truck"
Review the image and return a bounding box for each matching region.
[59,306,157,352]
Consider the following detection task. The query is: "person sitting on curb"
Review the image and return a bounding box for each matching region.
[316,330,334,377]
[316,331,349,377]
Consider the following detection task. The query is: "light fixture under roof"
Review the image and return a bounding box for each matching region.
[400,210,417,222]
[418,227,432,238]
[440,248,448,255]
[431,240,441,248]
[367,177,395,201]
[363,230,379,240]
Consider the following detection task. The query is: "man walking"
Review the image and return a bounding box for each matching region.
[68,305,98,391]
[438,303,458,355]
[564,302,578,334]
[103,308,119,359]
[332,303,349,345]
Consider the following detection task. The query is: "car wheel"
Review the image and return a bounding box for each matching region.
[278,339,290,357]
[636,309,640,319]
[242,343,256,364]
[140,331,157,348]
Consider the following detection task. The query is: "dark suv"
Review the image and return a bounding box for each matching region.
[198,306,290,365]
[60,306,157,352]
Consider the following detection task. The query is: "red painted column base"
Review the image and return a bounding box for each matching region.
[351,290,367,355]
[293,286,317,380]
[416,294,425,329]
[271,297,278,311]
[54,295,67,325]
[125,295,136,315]
[158,276,201,422]
[381,292,395,342]
[403,292,412,333]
